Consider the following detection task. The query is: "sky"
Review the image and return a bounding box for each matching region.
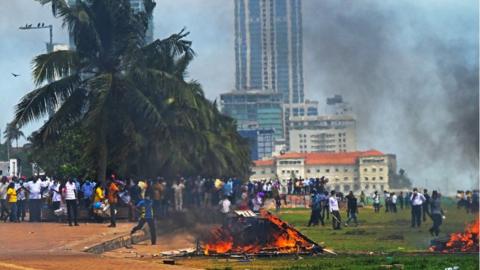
[0,0,478,190]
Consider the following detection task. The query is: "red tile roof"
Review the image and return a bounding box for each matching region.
[253,159,275,167]
[253,150,385,167]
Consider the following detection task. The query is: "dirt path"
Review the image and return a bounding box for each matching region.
[0,223,200,270]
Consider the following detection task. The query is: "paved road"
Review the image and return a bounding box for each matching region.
[0,222,199,270]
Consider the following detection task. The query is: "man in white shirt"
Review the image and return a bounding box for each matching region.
[65,178,79,226]
[410,188,426,227]
[329,190,341,230]
[219,196,231,214]
[391,192,398,213]
[172,179,185,211]
[0,177,9,220]
[25,178,50,222]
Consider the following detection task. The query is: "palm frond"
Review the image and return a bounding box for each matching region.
[32,50,79,86]
[36,88,87,142]
[13,74,80,128]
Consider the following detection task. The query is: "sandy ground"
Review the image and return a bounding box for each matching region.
[0,222,200,270]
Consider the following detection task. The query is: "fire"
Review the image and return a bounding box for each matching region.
[201,210,322,255]
[431,218,479,253]
[444,218,479,252]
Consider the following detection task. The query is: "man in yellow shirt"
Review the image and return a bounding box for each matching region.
[6,182,17,222]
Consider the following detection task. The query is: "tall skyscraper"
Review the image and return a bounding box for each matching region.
[67,0,153,44]
[234,0,304,104]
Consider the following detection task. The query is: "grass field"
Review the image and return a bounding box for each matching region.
[178,199,479,270]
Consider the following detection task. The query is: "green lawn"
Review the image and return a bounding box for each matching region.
[178,200,479,269]
[277,201,477,253]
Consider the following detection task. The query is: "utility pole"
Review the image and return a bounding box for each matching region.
[19,23,54,53]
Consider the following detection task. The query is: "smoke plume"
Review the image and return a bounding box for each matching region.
[302,0,479,191]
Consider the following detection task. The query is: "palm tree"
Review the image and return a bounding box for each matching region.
[3,122,25,157]
[13,0,251,183]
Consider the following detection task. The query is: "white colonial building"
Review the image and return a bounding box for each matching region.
[251,150,396,194]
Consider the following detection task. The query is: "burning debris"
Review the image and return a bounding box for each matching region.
[430,218,479,253]
[201,210,328,256]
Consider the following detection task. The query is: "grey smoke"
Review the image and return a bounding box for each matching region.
[303,0,479,190]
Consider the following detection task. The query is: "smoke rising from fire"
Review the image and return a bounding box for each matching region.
[302,0,479,191]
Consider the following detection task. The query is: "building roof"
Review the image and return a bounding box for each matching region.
[253,150,385,167]
[253,159,275,167]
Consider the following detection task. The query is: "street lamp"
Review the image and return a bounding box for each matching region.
[19,22,54,52]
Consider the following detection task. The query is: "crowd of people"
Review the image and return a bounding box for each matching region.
[0,174,478,243]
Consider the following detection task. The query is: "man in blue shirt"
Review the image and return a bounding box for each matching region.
[131,191,156,245]
[81,179,95,219]
[307,189,322,227]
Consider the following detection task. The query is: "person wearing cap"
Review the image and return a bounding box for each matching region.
[410,188,426,228]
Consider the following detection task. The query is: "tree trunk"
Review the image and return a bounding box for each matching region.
[97,141,108,189]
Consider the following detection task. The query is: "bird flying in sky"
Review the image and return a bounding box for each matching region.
[11,73,20,77]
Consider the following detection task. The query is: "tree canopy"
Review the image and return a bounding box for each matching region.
[13,0,250,182]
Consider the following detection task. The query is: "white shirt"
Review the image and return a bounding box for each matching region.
[15,183,26,200]
[50,183,62,202]
[65,182,77,200]
[220,199,231,214]
[391,194,397,204]
[26,180,50,199]
[172,183,185,195]
[410,193,426,206]
[372,194,380,204]
[0,182,8,200]
[329,196,339,212]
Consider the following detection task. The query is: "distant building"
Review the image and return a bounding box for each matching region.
[67,0,154,44]
[325,94,353,115]
[282,100,319,148]
[234,0,304,104]
[0,159,19,177]
[221,91,284,139]
[251,150,393,194]
[238,128,275,160]
[288,114,356,153]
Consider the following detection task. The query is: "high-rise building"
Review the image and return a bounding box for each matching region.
[288,114,357,153]
[238,128,275,160]
[282,100,318,148]
[221,91,284,139]
[234,0,304,104]
[67,0,153,44]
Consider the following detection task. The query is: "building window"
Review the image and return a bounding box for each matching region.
[380,168,383,172]
[295,170,299,173]
[326,169,330,173]
[344,168,348,172]
[380,177,384,180]
[364,168,368,172]
[380,185,384,190]
[282,170,285,174]
[365,177,368,181]
[316,169,320,173]
[307,169,311,173]
[373,185,376,189]
[335,168,339,172]
[261,170,265,174]
[344,177,348,181]
[372,177,376,181]
[271,169,275,173]
[372,168,377,172]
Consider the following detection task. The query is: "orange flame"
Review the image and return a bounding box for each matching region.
[202,210,318,255]
[436,218,479,253]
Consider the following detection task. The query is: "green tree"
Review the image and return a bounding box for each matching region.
[13,0,250,183]
[3,122,25,149]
